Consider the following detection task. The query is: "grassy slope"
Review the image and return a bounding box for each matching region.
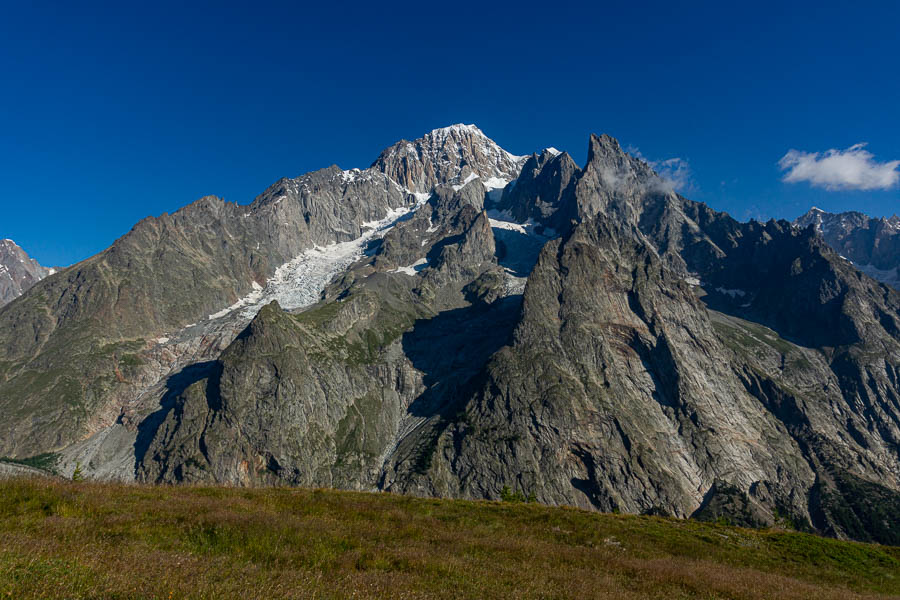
[1,479,899,600]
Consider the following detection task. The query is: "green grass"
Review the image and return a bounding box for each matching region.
[712,319,796,357]
[2,479,899,599]
[292,289,420,366]
[0,453,59,472]
[0,479,898,599]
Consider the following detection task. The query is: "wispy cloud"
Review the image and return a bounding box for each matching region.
[625,146,695,193]
[651,157,693,193]
[779,143,900,191]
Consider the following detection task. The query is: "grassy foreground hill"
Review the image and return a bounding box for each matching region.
[1,479,899,599]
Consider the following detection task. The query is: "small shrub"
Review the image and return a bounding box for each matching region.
[500,485,529,503]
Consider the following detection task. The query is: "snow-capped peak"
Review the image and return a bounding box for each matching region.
[428,123,484,138]
[425,124,526,162]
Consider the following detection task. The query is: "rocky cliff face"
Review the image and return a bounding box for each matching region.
[385,218,815,521]
[0,239,51,307]
[387,212,900,541]
[4,126,900,545]
[139,181,506,487]
[795,207,900,288]
[494,148,580,233]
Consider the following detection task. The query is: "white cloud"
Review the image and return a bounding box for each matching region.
[625,146,695,193]
[779,143,900,191]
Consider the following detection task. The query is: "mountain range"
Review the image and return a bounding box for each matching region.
[794,207,900,289]
[2,124,899,545]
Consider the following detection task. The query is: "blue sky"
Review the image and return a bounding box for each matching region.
[1,0,898,266]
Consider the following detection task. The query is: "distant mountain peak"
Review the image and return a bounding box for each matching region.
[0,238,51,307]
[797,206,838,219]
[794,206,900,288]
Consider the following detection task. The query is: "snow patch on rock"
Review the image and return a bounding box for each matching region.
[209,281,264,320]
[391,257,429,276]
[486,209,556,297]
[452,172,480,191]
[715,287,746,298]
[205,202,419,322]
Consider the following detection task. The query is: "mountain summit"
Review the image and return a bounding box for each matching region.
[0,239,52,307]
[371,124,526,193]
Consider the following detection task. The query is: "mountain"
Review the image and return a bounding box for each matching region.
[2,126,900,546]
[0,239,52,307]
[795,207,900,288]
[0,124,522,465]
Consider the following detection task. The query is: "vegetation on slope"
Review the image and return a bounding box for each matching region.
[1,479,899,599]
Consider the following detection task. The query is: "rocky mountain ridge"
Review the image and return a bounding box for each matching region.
[0,239,52,307]
[794,207,900,288]
[2,125,900,545]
